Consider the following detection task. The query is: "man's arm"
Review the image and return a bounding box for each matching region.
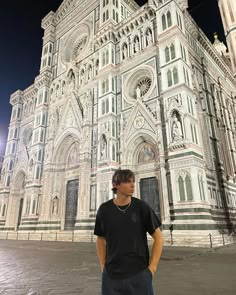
[148,228,163,275]
[96,236,106,272]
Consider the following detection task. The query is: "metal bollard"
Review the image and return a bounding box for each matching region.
[41,232,43,241]
[72,231,74,242]
[222,234,225,246]
[209,233,212,248]
[28,232,30,240]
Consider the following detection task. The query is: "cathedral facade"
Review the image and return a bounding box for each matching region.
[0,0,236,244]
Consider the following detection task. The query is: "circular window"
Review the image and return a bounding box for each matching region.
[62,23,90,64]
[124,66,154,103]
[136,77,152,98]
[72,36,88,60]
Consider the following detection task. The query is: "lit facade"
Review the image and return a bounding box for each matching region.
[0,0,236,243]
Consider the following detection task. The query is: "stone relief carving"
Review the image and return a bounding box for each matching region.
[134,116,145,129]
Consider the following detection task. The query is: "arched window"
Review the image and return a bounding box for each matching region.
[185,175,193,201]
[112,49,115,64]
[38,150,42,162]
[106,49,109,64]
[102,80,106,94]
[162,14,167,30]
[198,174,205,201]
[11,143,16,154]
[112,144,116,161]
[102,101,105,115]
[40,130,44,142]
[113,9,115,20]
[112,122,116,137]
[165,47,170,62]
[167,70,172,87]
[44,90,48,103]
[106,99,109,113]
[116,13,118,22]
[35,166,41,180]
[173,67,179,84]
[103,12,106,22]
[102,52,106,66]
[106,0,109,4]
[106,10,109,20]
[106,79,109,92]
[48,56,51,66]
[167,11,172,27]
[170,44,176,59]
[112,96,116,112]
[116,0,118,8]
[14,128,18,139]
[9,160,14,171]
[178,176,185,201]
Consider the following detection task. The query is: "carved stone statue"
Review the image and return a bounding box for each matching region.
[68,70,75,94]
[134,37,140,53]
[171,114,183,142]
[146,30,153,45]
[123,44,128,59]
[52,197,59,215]
[100,135,107,160]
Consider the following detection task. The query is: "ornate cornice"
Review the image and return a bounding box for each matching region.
[10,90,24,106]
[34,70,53,89]
[41,11,56,30]
[23,85,37,100]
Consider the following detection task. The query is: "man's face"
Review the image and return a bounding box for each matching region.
[115,177,135,197]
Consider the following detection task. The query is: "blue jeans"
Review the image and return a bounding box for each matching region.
[102,268,154,295]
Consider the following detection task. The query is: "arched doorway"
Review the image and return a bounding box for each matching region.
[137,143,161,220]
[53,133,80,230]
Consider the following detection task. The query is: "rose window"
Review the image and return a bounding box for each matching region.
[124,66,155,103]
[72,36,88,60]
[136,77,152,98]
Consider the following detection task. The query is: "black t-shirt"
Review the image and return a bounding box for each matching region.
[94,196,161,279]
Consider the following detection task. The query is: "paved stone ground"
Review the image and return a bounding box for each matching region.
[0,240,235,295]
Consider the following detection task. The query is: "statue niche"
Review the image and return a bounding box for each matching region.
[171,112,183,142]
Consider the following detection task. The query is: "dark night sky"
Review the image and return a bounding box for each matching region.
[0,0,224,155]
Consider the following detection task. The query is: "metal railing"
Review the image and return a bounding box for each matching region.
[0,231,235,248]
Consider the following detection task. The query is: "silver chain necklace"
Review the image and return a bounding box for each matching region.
[115,199,132,214]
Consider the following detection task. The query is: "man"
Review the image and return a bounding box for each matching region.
[94,169,163,295]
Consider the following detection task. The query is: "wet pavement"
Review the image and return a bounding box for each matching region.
[0,240,235,295]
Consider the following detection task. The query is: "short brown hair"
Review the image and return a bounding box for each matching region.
[112,169,135,194]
